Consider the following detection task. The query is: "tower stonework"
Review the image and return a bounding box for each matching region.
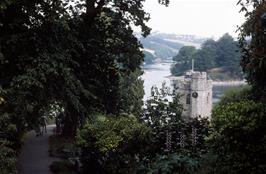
[171,71,212,118]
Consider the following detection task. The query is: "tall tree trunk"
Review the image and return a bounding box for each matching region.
[61,106,78,137]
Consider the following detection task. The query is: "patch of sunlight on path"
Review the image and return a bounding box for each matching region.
[18,125,58,174]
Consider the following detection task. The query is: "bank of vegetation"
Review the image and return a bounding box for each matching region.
[171,33,243,81]
[1,0,266,174]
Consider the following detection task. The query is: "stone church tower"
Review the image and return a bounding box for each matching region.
[171,70,212,118]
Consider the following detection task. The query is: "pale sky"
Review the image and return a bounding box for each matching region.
[143,0,246,38]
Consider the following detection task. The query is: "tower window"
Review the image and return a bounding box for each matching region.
[186,94,191,104]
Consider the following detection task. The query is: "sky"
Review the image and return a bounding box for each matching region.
[142,0,246,38]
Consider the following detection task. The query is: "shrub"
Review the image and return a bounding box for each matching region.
[146,153,200,174]
[218,85,252,105]
[0,142,17,174]
[76,113,151,174]
[50,160,77,174]
[208,100,266,173]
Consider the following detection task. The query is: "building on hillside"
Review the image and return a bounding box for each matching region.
[171,70,213,119]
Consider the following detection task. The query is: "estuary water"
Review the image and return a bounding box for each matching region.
[141,62,243,104]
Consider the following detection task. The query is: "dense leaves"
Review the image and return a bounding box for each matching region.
[76,114,151,174]
[218,85,252,105]
[171,34,242,79]
[238,0,266,98]
[0,0,160,137]
[171,46,196,75]
[0,143,16,174]
[139,84,209,173]
[0,0,171,173]
[209,100,266,174]
[76,84,210,174]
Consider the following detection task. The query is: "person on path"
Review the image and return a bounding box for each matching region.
[40,115,48,135]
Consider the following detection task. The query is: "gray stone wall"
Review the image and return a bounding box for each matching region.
[172,71,212,119]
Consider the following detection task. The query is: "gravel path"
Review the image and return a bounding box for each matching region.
[18,125,58,174]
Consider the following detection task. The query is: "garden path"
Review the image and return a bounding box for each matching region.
[18,125,57,174]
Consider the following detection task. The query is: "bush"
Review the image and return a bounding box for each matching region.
[208,100,266,173]
[50,160,77,174]
[49,135,76,158]
[146,153,200,174]
[0,112,21,173]
[0,112,22,150]
[76,113,151,174]
[0,142,17,174]
[218,85,252,105]
[77,85,210,174]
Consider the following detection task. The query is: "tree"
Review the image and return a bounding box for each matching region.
[194,48,215,71]
[143,50,155,64]
[238,0,266,98]
[171,34,242,78]
[198,39,217,69]
[119,69,144,116]
[216,33,241,73]
[0,0,169,137]
[171,46,196,75]
[173,46,197,62]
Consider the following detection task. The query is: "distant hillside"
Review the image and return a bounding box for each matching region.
[137,32,207,64]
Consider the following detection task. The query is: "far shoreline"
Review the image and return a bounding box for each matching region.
[212,80,247,86]
[166,75,247,86]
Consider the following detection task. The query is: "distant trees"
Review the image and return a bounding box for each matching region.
[143,51,155,64]
[171,34,242,79]
[171,46,196,75]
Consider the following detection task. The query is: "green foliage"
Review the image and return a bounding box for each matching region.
[171,34,242,79]
[143,50,156,64]
[49,135,75,159]
[76,113,151,174]
[50,160,77,174]
[173,46,197,62]
[209,100,266,173]
[238,0,266,97]
[120,69,144,116]
[0,142,17,174]
[218,85,252,105]
[140,83,209,173]
[171,46,196,75]
[0,112,22,149]
[0,0,172,173]
[147,154,200,174]
[0,0,155,136]
[75,84,210,174]
[0,107,20,173]
[143,82,183,128]
[216,34,241,72]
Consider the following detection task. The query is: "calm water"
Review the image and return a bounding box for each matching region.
[141,62,242,104]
